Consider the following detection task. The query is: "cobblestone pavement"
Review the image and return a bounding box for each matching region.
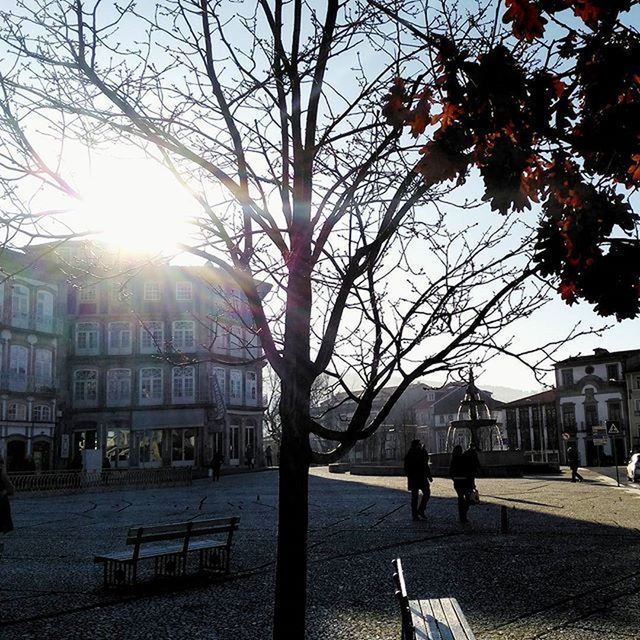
[2,467,639,639]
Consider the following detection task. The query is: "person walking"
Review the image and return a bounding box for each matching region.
[449,445,473,524]
[210,450,224,482]
[567,446,584,482]
[403,439,433,521]
[462,443,481,503]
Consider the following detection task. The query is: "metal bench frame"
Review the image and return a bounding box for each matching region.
[94,516,239,588]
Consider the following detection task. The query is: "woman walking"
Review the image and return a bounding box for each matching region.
[449,445,472,524]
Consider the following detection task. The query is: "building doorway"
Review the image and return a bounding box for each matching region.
[6,440,26,471]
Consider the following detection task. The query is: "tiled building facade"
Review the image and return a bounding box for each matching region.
[0,243,266,471]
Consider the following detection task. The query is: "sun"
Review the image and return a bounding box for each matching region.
[72,154,198,257]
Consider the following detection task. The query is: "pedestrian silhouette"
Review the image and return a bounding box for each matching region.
[403,439,433,521]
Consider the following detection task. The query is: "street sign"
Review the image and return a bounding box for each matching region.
[592,423,608,446]
[561,432,571,441]
[606,421,620,435]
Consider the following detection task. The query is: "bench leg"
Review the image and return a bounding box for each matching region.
[103,560,136,588]
[199,547,228,575]
[154,553,187,579]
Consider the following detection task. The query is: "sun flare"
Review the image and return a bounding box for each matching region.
[72,156,197,257]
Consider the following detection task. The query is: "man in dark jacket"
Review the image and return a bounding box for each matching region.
[567,446,584,482]
[404,439,433,521]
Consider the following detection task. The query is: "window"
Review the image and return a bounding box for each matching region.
[246,371,257,405]
[74,370,98,402]
[561,403,576,430]
[33,405,52,422]
[140,367,163,403]
[35,349,53,386]
[78,285,98,314]
[561,369,574,387]
[211,323,229,353]
[229,326,243,356]
[108,322,132,353]
[175,282,192,301]
[606,363,619,381]
[608,402,622,423]
[230,369,242,403]
[36,290,54,331]
[585,404,598,427]
[79,286,97,303]
[138,429,163,465]
[172,321,195,351]
[635,375,640,390]
[140,321,164,354]
[11,284,29,325]
[107,369,132,405]
[9,345,28,376]
[144,282,161,301]
[8,402,27,421]
[172,366,195,402]
[635,399,640,415]
[76,322,99,354]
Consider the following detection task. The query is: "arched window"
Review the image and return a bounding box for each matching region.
[11,284,29,327]
[107,369,132,405]
[33,405,52,422]
[36,290,54,331]
[172,366,195,402]
[74,370,98,402]
[8,402,27,421]
[140,367,163,403]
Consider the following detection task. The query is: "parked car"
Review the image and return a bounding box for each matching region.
[627,453,640,482]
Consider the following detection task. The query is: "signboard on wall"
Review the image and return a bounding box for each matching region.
[60,434,70,459]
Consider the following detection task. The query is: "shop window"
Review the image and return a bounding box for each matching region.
[138,430,163,465]
[172,428,195,462]
[106,428,130,467]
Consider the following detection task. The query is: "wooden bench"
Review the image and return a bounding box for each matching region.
[94,516,239,588]
[393,558,476,640]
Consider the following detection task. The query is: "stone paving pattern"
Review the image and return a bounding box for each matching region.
[1,467,639,639]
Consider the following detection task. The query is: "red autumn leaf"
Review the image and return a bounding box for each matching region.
[431,102,463,131]
[628,154,640,182]
[552,77,566,98]
[571,1,600,28]
[559,280,578,304]
[407,88,433,137]
[502,0,547,41]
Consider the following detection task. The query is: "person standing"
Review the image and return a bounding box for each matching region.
[403,439,433,521]
[462,443,481,503]
[265,445,273,467]
[245,444,254,469]
[567,446,584,482]
[0,455,15,536]
[449,445,473,524]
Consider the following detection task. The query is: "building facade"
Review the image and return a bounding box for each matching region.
[503,390,558,462]
[554,348,638,466]
[0,243,266,471]
[0,250,63,471]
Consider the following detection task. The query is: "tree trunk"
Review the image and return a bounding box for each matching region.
[273,411,310,639]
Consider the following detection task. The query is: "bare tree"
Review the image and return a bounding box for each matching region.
[1,1,638,637]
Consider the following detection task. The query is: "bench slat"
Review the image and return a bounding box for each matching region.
[125,517,238,544]
[439,598,476,640]
[410,598,474,640]
[95,540,226,563]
